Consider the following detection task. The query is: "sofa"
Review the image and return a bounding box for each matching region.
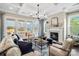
[0,35,41,56]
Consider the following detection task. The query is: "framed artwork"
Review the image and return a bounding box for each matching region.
[51,17,59,27]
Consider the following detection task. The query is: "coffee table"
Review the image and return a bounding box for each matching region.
[32,38,49,56]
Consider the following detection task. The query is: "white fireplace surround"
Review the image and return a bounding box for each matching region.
[46,27,64,42]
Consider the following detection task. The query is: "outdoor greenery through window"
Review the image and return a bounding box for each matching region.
[70,16,79,36]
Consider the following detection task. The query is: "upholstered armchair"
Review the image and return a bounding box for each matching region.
[49,37,74,56]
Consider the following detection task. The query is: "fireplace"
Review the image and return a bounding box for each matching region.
[46,27,64,42]
[50,32,58,41]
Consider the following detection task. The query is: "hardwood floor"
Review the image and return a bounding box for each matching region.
[71,46,79,56]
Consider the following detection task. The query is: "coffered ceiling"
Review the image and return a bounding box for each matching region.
[0,3,79,18]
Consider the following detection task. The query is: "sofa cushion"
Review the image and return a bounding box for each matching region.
[52,44,63,48]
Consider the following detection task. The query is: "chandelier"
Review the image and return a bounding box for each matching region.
[36,4,47,20]
[36,4,40,19]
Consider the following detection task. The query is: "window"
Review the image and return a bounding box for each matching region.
[16,20,39,38]
[25,20,39,37]
[70,16,79,35]
[26,21,33,33]
[4,19,15,35]
[4,18,40,38]
[33,20,39,37]
[16,20,26,38]
[67,13,79,37]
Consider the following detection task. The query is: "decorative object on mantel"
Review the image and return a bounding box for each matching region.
[51,17,59,27]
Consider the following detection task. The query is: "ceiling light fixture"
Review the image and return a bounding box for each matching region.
[36,4,40,19]
[36,4,47,20]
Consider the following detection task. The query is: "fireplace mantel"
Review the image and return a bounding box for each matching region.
[49,27,63,32]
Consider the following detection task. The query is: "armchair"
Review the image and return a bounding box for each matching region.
[49,37,74,56]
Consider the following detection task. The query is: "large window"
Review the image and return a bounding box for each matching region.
[16,20,39,38]
[68,13,79,37]
[70,16,79,35]
[4,18,40,38]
